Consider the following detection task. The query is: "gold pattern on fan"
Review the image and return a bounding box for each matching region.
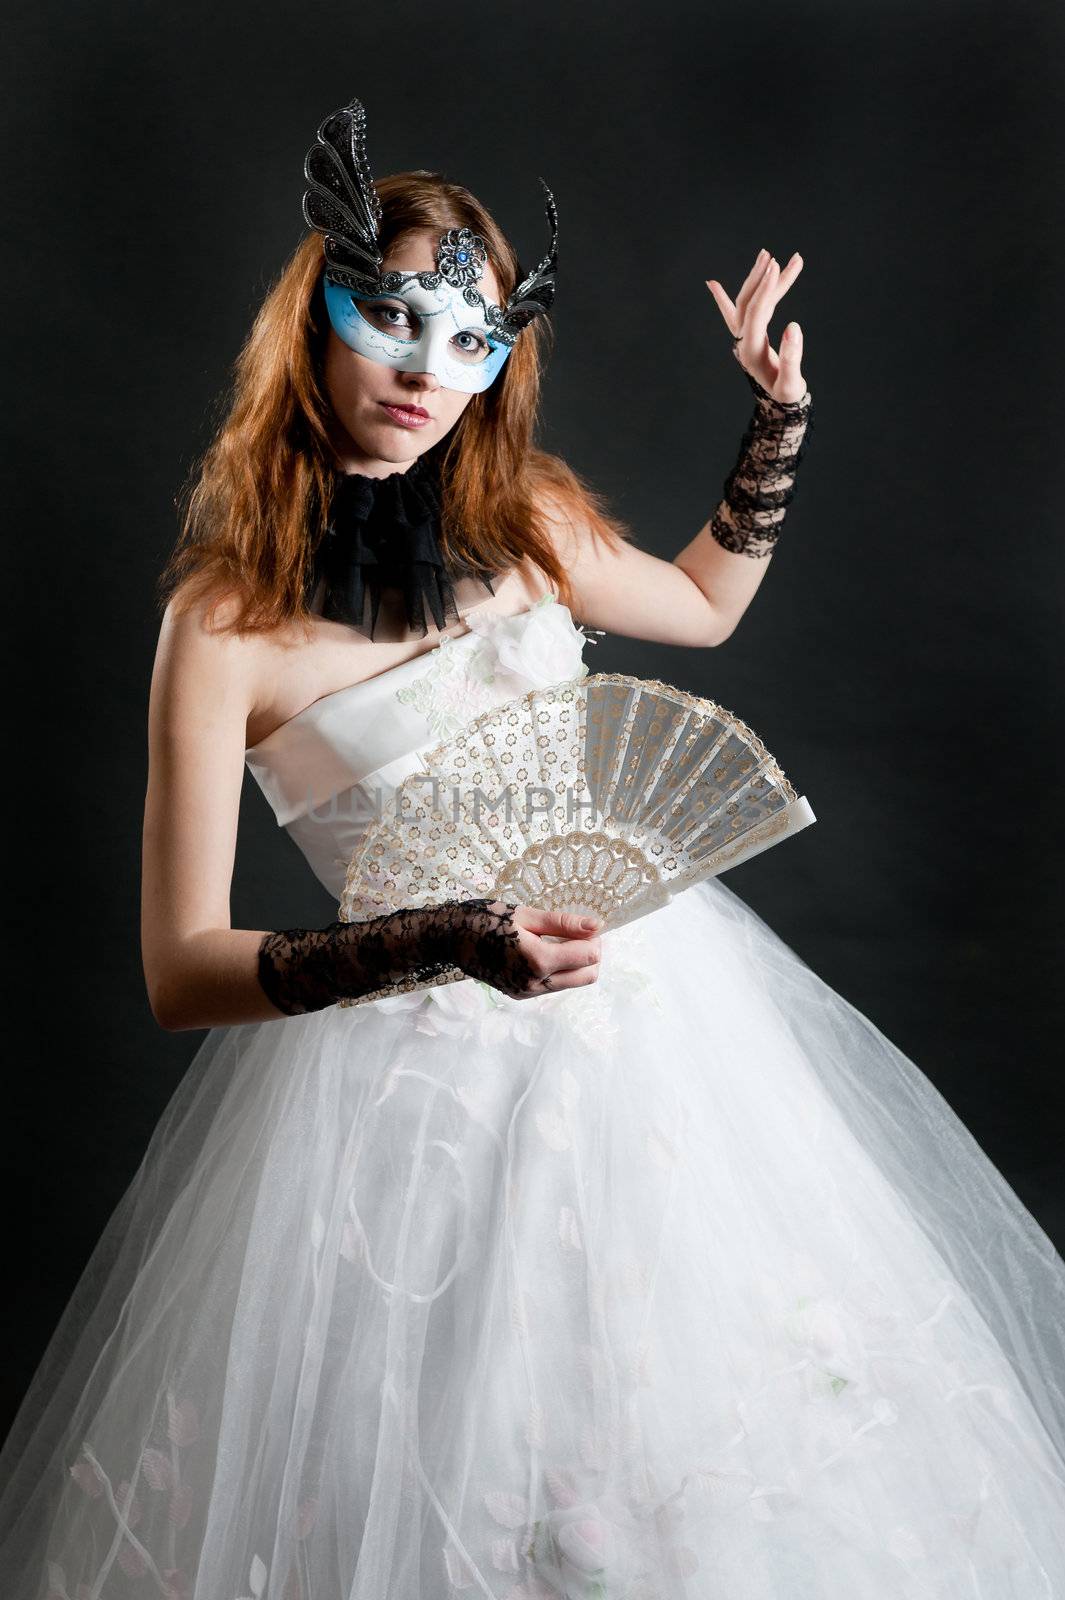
[493,831,662,919]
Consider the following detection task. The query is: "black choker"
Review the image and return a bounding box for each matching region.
[309,452,497,640]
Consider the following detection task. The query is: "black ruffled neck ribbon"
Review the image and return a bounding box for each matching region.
[309,450,497,641]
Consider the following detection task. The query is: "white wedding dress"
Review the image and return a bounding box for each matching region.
[2,594,1064,1600]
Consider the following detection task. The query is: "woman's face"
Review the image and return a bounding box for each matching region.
[322,227,503,477]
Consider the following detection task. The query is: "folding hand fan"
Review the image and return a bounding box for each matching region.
[335,672,816,1004]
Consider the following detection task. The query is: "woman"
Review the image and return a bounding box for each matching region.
[1,94,1063,1599]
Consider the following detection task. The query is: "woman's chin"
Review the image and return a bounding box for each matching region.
[340,425,430,471]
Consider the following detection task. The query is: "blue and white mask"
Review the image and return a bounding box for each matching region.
[303,96,558,395]
[321,232,513,395]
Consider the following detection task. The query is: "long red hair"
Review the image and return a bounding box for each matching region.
[159,171,631,635]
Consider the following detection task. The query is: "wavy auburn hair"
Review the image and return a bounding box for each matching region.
[159,170,630,635]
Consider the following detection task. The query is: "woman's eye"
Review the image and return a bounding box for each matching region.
[453,330,490,362]
[363,302,417,339]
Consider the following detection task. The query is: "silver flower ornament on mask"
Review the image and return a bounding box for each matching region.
[437,226,487,288]
[302,95,559,395]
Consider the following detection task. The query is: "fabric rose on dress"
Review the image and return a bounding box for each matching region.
[395,595,588,747]
[468,595,589,689]
[525,1495,640,1599]
[780,1290,874,1393]
[372,988,431,1016]
[418,976,544,1049]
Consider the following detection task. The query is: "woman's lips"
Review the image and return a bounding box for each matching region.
[379,403,430,429]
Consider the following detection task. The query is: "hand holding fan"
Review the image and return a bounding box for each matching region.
[335,672,816,1004]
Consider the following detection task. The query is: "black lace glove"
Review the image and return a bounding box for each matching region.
[256,897,540,1015]
[709,353,814,559]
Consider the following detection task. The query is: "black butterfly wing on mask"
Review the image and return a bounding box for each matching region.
[493,179,559,344]
[302,96,384,293]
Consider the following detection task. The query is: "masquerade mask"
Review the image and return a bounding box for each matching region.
[302,96,559,394]
[322,265,511,396]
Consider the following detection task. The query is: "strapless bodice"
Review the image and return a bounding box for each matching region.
[244,595,591,900]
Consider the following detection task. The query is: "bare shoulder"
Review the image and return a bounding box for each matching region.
[506,553,560,607]
[530,460,632,572]
[534,484,590,570]
[150,580,268,746]
[530,480,630,619]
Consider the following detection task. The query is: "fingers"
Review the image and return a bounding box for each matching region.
[704,278,738,335]
[449,900,603,1001]
[516,936,601,999]
[775,321,807,403]
[746,256,780,345]
[523,960,601,998]
[533,934,602,972]
[708,250,804,340]
[735,247,773,319]
[500,905,606,999]
[707,247,770,332]
[755,253,803,299]
[520,906,603,938]
[776,251,804,293]
[510,904,604,998]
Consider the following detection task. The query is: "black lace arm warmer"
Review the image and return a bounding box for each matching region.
[709,358,814,560]
[256,897,540,1015]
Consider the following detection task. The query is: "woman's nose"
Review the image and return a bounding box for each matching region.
[399,369,440,392]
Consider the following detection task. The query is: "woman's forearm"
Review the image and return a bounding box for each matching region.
[145,899,537,1031]
[675,371,814,638]
[146,927,305,1031]
[147,913,461,1031]
[674,516,779,642]
[148,916,459,1031]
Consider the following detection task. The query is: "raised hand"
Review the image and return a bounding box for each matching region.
[705,249,808,405]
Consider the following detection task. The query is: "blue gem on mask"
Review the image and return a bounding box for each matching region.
[437,226,488,290]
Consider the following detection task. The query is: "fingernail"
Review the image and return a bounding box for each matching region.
[581,916,602,930]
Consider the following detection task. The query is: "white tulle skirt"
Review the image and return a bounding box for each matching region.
[2,877,1064,1599]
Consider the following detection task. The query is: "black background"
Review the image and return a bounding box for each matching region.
[3,0,1063,1437]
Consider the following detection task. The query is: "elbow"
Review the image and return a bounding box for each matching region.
[706,608,739,647]
[145,971,193,1033]
[147,986,182,1033]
